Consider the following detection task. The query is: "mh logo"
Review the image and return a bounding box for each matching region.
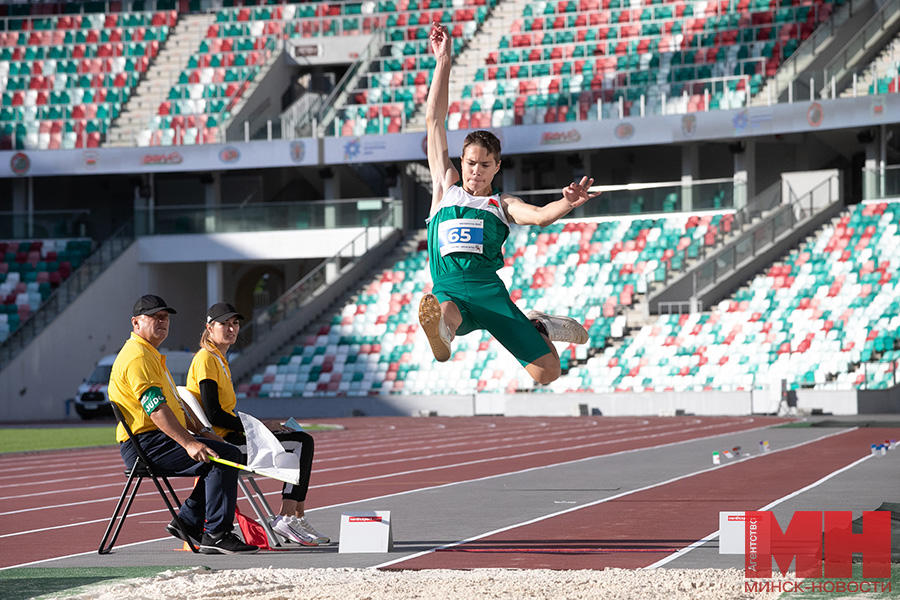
[744,511,891,579]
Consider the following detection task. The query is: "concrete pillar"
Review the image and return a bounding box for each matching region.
[863,133,879,201]
[681,144,699,211]
[203,172,221,233]
[321,168,338,228]
[11,178,30,238]
[207,261,224,308]
[732,139,754,210]
[502,157,519,192]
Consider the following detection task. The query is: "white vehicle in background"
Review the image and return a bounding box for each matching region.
[73,351,196,419]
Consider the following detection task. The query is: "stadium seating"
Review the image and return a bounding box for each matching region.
[0,238,91,342]
[559,200,900,393]
[0,10,173,149]
[237,212,732,398]
[238,200,900,398]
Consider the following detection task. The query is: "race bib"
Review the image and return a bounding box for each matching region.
[438,218,484,256]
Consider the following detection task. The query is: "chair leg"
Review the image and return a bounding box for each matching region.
[238,476,282,547]
[98,470,143,555]
[150,474,199,553]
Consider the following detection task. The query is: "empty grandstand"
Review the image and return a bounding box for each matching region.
[1,0,900,422]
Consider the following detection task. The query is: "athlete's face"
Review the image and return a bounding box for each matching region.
[207,316,240,349]
[460,144,500,196]
[132,312,170,348]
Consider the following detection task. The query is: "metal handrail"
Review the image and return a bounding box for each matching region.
[821,0,900,96]
[234,204,396,354]
[688,175,838,298]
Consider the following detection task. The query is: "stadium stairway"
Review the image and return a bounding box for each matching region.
[107,12,214,147]
[649,175,843,313]
[229,226,407,385]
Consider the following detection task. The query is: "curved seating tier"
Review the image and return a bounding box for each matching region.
[0,10,173,149]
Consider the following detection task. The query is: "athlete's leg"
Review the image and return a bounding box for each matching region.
[419,293,460,361]
[523,330,561,384]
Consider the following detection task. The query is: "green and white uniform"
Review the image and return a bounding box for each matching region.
[426,184,550,365]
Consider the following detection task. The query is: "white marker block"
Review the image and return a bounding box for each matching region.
[719,511,746,554]
[339,511,394,553]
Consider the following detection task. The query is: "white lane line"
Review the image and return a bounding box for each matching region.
[0,418,756,506]
[371,427,858,570]
[645,449,872,569]
[0,419,776,553]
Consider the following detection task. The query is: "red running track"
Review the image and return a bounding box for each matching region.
[393,426,899,570]
[0,416,787,569]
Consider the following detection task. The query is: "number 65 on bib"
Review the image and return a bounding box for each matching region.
[438,218,484,256]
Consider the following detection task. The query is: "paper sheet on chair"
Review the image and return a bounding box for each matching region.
[239,411,300,485]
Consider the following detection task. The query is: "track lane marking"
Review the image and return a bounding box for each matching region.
[371,427,857,570]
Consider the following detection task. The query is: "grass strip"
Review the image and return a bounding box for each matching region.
[0,566,198,600]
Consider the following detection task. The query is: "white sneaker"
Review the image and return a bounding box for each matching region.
[270,515,319,546]
[419,293,452,362]
[295,515,330,544]
[526,310,589,344]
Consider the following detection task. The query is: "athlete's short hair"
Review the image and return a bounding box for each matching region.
[462,130,501,163]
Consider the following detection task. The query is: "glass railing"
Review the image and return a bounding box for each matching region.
[0,220,135,371]
[863,165,900,200]
[513,178,736,217]
[134,198,396,236]
[0,210,91,239]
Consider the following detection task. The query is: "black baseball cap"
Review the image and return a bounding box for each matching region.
[133,294,177,317]
[207,302,244,324]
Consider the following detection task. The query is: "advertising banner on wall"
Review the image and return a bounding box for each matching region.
[1,94,896,178]
[0,137,319,178]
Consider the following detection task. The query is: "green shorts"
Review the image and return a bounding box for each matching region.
[432,270,551,366]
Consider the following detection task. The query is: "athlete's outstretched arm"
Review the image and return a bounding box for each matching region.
[425,23,459,216]
[504,176,601,227]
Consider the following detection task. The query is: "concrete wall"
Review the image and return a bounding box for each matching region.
[136,228,367,263]
[0,244,141,421]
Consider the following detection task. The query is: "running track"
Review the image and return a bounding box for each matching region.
[2,415,891,571]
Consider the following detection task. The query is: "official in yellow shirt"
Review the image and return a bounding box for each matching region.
[109,294,258,555]
[187,302,328,546]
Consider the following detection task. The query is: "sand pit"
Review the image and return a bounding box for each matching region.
[49,566,783,600]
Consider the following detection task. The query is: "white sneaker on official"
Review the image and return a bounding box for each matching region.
[526,310,589,344]
[419,293,452,362]
[295,515,330,544]
[270,515,319,546]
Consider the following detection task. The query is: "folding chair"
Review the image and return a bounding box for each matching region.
[99,402,200,554]
[176,386,284,548]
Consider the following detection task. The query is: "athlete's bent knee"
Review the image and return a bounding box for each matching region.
[532,365,561,385]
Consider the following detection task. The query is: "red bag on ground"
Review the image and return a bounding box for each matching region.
[236,507,272,550]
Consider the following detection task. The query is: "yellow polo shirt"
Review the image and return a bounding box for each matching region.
[109,332,187,443]
[186,346,238,439]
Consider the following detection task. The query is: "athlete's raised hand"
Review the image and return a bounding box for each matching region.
[430,22,451,59]
[562,176,600,208]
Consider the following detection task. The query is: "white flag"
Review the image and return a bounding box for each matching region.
[238,411,300,485]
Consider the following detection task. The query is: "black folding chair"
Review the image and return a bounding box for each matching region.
[98,402,200,554]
